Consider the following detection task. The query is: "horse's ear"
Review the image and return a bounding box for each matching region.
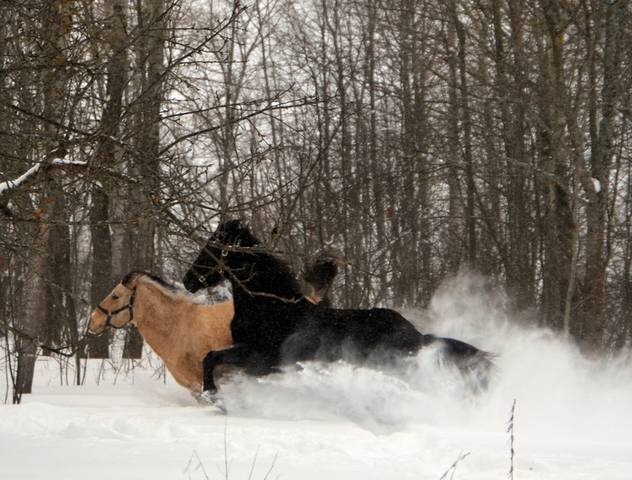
[121,271,141,289]
[121,271,134,287]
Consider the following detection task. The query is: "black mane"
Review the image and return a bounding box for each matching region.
[246,249,305,300]
[183,220,343,305]
[225,225,305,299]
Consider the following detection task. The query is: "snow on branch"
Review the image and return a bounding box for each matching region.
[0,146,86,198]
[0,162,43,195]
[0,146,87,217]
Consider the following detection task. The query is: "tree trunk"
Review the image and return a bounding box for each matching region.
[445,1,462,275]
[88,186,113,358]
[582,0,625,352]
[450,0,476,266]
[124,0,166,359]
[539,0,576,332]
[14,218,49,402]
[14,0,72,400]
[86,0,128,358]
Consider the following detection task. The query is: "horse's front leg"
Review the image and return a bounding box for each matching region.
[202,343,263,393]
[203,345,239,393]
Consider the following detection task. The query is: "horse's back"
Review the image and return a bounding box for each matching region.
[230,296,308,354]
[302,306,423,358]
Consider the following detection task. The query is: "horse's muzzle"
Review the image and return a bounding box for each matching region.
[87,310,106,335]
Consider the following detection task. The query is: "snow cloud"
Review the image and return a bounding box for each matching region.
[214,272,632,444]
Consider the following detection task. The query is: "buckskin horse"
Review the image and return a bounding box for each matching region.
[89,271,234,393]
[182,219,492,400]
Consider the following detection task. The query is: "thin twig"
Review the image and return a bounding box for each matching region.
[438,451,470,480]
[262,452,279,480]
[247,446,260,480]
[183,450,210,480]
[507,399,517,480]
[224,417,230,480]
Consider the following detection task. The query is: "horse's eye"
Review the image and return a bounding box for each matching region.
[111,294,119,300]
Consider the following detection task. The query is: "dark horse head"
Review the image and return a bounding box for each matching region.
[183,220,343,307]
[183,219,261,293]
[183,219,306,301]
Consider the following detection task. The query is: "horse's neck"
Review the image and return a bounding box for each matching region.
[230,274,303,316]
[133,281,186,356]
[232,256,303,300]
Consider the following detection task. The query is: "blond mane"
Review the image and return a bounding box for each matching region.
[132,272,225,306]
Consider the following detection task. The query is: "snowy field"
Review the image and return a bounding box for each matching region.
[2,276,632,479]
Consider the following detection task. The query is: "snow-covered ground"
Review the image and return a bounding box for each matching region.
[2,275,632,479]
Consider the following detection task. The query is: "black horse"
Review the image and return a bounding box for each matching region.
[183,220,492,397]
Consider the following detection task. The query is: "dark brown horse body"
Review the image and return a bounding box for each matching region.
[182,220,492,398]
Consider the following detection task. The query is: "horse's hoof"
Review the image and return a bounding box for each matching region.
[200,390,227,414]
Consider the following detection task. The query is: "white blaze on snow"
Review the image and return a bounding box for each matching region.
[1,273,631,480]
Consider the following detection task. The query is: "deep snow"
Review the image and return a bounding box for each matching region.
[1,274,631,479]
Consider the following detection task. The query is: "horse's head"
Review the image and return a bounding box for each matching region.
[89,273,139,334]
[183,219,260,293]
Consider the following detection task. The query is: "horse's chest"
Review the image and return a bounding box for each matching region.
[232,304,296,348]
[163,352,202,390]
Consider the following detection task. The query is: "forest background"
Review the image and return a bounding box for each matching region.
[1,0,631,403]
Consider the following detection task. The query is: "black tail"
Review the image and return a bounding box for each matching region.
[423,334,495,390]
